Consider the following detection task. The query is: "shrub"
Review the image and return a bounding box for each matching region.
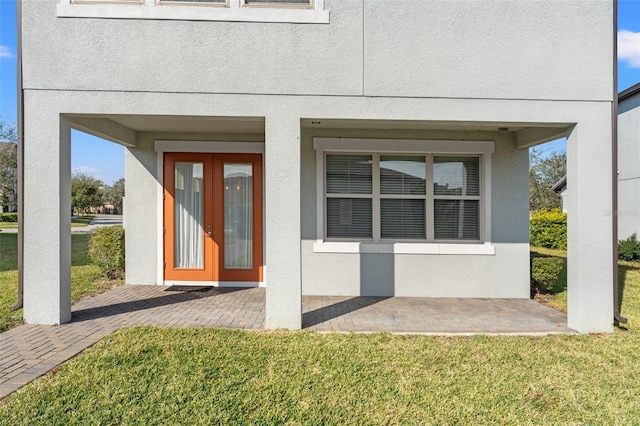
[530,255,566,295]
[89,226,125,279]
[618,233,640,261]
[0,212,18,222]
[530,209,567,249]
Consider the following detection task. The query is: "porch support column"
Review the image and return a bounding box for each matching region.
[264,114,302,330]
[566,109,614,333]
[23,107,72,325]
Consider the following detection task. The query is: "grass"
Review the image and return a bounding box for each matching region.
[0,232,118,332]
[2,328,640,424]
[2,247,640,423]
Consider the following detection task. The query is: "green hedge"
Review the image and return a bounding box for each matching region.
[89,226,125,279]
[530,255,566,294]
[0,212,18,222]
[530,209,567,250]
[619,233,640,261]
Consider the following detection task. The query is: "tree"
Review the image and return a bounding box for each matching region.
[529,147,566,211]
[102,178,124,213]
[0,118,18,213]
[71,172,104,216]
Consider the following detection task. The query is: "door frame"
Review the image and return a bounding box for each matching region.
[155,140,265,287]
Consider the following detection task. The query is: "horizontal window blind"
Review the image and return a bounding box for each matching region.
[434,199,479,240]
[326,154,372,194]
[381,199,426,239]
[323,153,483,242]
[327,198,373,238]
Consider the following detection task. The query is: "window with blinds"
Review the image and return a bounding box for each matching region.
[433,157,480,240]
[324,153,481,242]
[325,155,373,239]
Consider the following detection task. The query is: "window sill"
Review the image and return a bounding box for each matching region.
[57,3,330,24]
[312,241,496,255]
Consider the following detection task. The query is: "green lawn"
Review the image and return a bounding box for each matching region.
[1,248,640,423]
[0,232,118,332]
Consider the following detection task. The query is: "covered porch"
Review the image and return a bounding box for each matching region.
[21,90,614,334]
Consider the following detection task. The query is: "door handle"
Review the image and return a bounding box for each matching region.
[207,231,212,237]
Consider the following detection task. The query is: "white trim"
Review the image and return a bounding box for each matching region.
[313,138,495,155]
[164,280,265,287]
[57,0,329,24]
[312,240,495,255]
[156,150,164,286]
[154,140,264,153]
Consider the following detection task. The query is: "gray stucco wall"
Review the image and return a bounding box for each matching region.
[24,0,612,102]
[618,93,640,239]
[300,129,529,298]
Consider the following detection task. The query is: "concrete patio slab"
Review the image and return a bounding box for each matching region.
[0,285,573,399]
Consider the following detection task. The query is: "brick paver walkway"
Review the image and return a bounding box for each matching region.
[0,285,573,399]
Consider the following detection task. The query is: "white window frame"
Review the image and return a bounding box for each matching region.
[313,138,495,255]
[59,0,328,24]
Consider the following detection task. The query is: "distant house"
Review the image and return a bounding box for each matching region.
[21,0,617,334]
[553,82,640,237]
[617,82,640,239]
[551,175,567,214]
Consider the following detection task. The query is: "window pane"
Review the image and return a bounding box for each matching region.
[433,157,479,196]
[327,198,372,238]
[224,164,253,270]
[381,199,426,239]
[434,200,479,240]
[380,155,426,195]
[174,162,204,268]
[326,154,372,194]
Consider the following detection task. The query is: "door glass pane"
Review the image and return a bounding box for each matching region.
[224,163,253,269]
[174,162,204,268]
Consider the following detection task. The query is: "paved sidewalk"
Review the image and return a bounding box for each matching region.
[0,285,573,399]
[0,214,122,234]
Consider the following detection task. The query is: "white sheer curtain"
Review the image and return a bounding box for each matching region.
[174,162,204,269]
[224,164,253,269]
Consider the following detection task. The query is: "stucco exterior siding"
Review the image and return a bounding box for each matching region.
[23,1,611,102]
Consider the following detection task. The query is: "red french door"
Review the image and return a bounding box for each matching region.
[163,153,263,282]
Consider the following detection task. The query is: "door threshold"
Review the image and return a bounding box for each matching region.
[163,280,264,288]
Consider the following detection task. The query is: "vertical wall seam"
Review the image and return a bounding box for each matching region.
[362,0,365,96]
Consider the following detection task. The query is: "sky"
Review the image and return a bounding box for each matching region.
[1,1,640,178]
